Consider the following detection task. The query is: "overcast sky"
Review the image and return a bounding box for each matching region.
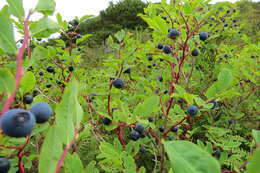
[0,0,248,21]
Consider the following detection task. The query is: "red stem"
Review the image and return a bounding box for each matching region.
[54,127,79,173]
[107,80,113,117]
[0,12,32,115]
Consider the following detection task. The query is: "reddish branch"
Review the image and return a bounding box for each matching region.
[107,80,113,117]
[54,127,79,173]
[0,12,32,115]
[116,124,125,147]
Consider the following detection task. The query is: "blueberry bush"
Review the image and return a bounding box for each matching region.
[0,0,259,173]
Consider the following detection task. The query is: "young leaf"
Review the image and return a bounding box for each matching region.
[0,7,17,54]
[6,0,25,19]
[20,71,36,94]
[35,0,56,15]
[164,141,221,173]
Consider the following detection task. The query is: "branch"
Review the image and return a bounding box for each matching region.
[1,11,33,115]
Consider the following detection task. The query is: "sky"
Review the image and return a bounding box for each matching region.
[0,0,248,21]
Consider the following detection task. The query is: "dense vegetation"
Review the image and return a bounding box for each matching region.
[0,0,259,173]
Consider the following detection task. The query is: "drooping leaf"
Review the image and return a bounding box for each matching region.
[0,7,17,54]
[35,0,56,15]
[6,0,25,19]
[164,141,221,173]
[30,16,60,38]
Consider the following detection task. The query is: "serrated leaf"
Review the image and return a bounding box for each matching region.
[38,126,63,173]
[6,0,25,19]
[56,79,83,144]
[164,141,221,173]
[206,68,233,98]
[30,16,60,38]
[64,153,84,173]
[0,69,15,96]
[20,71,36,94]
[134,95,159,117]
[0,7,17,54]
[35,0,55,15]
[252,130,260,143]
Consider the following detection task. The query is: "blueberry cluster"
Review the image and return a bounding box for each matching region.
[129,124,146,141]
[0,102,53,138]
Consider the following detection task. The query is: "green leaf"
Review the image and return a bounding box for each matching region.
[183,3,192,14]
[0,7,17,54]
[20,71,36,94]
[115,30,126,42]
[38,126,63,173]
[85,161,99,173]
[245,147,260,173]
[123,155,136,173]
[0,69,15,96]
[35,0,56,15]
[134,95,159,117]
[252,130,260,143]
[164,141,221,173]
[76,34,92,44]
[79,15,93,23]
[55,79,83,144]
[6,0,25,19]
[64,153,85,173]
[206,68,233,98]
[30,16,60,38]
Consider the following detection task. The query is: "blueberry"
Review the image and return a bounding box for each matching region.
[177,98,185,104]
[46,84,52,88]
[112,107,118,112]
[210,100,219,109]
[147,65,152,69]
[159,126,165,133]
[90,92,98,97]
[135,124,145,134]
[46,66,55,73]
[167,136,174,141]
[157,43,164,49]
[199,32,209,41]
[224,54,229,58]
[39,72,44,76]
[23,95,33,104]
[171,126,178,133]
[0,109,36,138]
[147,56,153,61]
[163,90,168,94]
[187,106,198,116]
[161,16,167,20]
[0,157,11,173]
[123,68,131,74]
[148,117,153,122]
[213,151,221,159]
[228,119,235,124]
[226,10,230,13]
[140,146,146,152]
[129,130,140,141]
[168,28,180,39]
[30,102,53,124]
[77,47,81,51]
[191,49,199,56]
[112,78,125,89]
[159,58,164,62]
[153,64,156,67]
[101,117,111,125]
[68,66,74,72]
[224,23,228,27]
[158,76,163,82]
[163,45,172,54]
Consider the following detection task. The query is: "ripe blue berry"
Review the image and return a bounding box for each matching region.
[147,56,153,61]
[0,109,36,138]
[159,126,165,133]
[23,95,33,104]
[168,28,180,39]
[0,157,11,173]
[129,130,140,141]
[30,102,53,124]
[101,117,111,125]
[210,100,219,109]
[199,32,209,41]
[135,124,145,134]
[112,78,125,89]
[157,43,163,49]
[148,117,153,122]
[46,66,55,73]
[171,126,178,133]
[163,45,172,54]
[187,106,198,116]
[191,49,199,56]
[123,68,131,74]
[140,146,146,152]
[68,66,74,72]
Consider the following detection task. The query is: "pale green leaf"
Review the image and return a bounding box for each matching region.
[6,0,25,19]
[35,0,55,15]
